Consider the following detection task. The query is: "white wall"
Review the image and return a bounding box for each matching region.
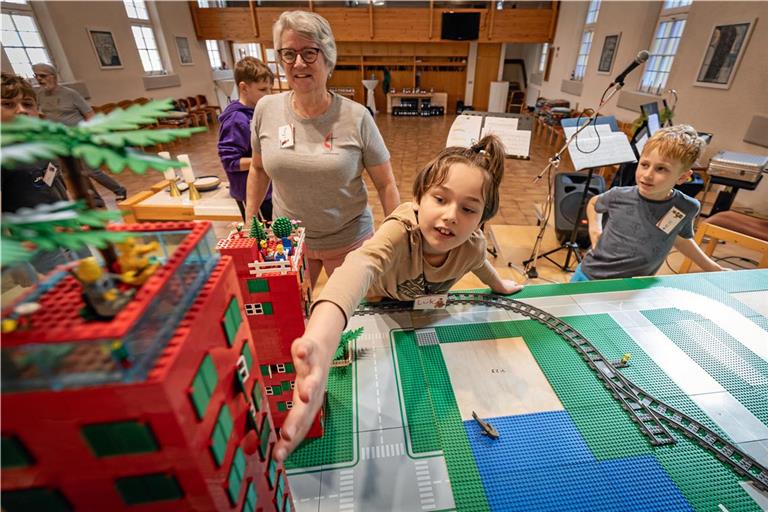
[540,1,768,156]
[29,1,217,106]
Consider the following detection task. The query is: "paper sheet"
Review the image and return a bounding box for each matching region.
[446,115,483,148]
[567,132,637,170]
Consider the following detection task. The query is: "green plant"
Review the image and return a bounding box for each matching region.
[1,99,206,267]
[249,216,267,241]
[333,327,364,362]
[271,217,292,239]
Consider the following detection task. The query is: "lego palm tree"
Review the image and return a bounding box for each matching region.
[1,98,204,268]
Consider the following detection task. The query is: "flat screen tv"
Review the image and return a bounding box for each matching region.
[441,12,480,41]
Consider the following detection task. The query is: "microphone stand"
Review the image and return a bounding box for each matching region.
[521,81,625,279]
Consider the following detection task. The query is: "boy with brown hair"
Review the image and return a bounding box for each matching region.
[571,124,726,282]
[218,56,274,220]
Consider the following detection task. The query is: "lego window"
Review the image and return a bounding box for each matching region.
[1,435,34,468]
[266,386,274,396]
[284,494,292,512]
[227,447,247,504]
[276,472,286,507]
[276,363,286,373]
[277,401,287,412]
[245,303,264,316]
[210,404,233,467]
[243,482,258,512]
[259,416,271,460]
[260,364,271,377]
[1,487,72,512]
[241,341,254,370]
[222,297,243,345]
[262,302,274,315]
[281,381,292,393]
[115,473,183,505]
[190,354,218,419]
[82,421,158,457]
[252,385,263,411]
[247,278,270,293]
[286,401,293,409]
[285,362,295,373]
[267,453,278,489]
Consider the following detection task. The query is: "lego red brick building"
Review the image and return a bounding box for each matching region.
[1,222,293,511]
[217,223,323,439]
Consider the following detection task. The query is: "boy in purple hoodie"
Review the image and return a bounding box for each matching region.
[218,57,274,221]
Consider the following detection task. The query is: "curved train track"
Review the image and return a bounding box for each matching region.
[353,292,768,492]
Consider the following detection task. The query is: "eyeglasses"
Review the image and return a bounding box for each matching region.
[34,74,51,80]
[277,47,322,65]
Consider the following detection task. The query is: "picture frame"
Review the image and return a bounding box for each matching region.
[87,28,122,69]
[597,33,621,74]
[694,19,755,89]
[175,36,194,66]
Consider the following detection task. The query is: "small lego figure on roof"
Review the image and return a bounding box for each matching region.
[115,237,160,286]
[71,257,134,320]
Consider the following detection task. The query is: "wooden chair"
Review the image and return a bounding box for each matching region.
[117,99,135,110]
[176,98,207,128]
[196,94,222,118]
[94,102,117,114]
[679,211,768,272]
[507,91,526,114]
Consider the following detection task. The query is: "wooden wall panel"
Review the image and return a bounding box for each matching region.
[192,5,554,44]
[419,69,466,114]
[472,43,503,112]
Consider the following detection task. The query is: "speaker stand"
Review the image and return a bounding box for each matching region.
[522,167,597,274]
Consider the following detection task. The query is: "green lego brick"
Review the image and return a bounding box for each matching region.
[190,355,218,419]
[566,403,654,460]
[268,457,278,488]
[285,363,354,469]
[247,278,270,293]
[703,269,768,294]
[244,483,258,512]
[223,297,242,346]
[210,405,233,466]
[391,330,441,454]
[82,421,158,457]
[1,435,33,468]
[655,436,762,512]
[241,342,254,371]
[115,473,183,505]
[1,487,72,512]
[434,320,521,343]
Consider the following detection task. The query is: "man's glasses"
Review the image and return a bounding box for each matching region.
[34,74,51,80]
[277,47,322,65]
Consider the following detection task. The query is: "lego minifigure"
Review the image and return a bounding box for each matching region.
[115,237,160,286]
[71,257,134,319]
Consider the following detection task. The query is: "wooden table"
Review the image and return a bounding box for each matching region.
[119,180,242,223]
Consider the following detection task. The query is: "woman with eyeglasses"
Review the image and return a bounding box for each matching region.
[246,11,400,288]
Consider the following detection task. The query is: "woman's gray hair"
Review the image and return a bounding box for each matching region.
[273,11,337,77]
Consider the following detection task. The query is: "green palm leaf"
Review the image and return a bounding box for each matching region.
[0,141,69,166]
[80,98,177,133]
[91,127,205,147]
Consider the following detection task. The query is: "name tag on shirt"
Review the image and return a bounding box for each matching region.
[279,124,294,149]
[43,162,58,187]
[656,206,686,234]
[413,294,449,310]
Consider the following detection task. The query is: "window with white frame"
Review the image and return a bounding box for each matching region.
[244,303,264,316]
[1,1,52,78]
[124,0,164,74]
[538,42,549,74]
[574,31,594,81]
[205,40,222,69]
[572,0,599,82]
[638,2,690,95]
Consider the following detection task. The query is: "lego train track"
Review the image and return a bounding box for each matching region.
[353,293,768,492]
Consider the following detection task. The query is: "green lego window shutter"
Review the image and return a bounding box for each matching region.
[260,364,271,377]
[262,302,274,315]
[245,482,258,512]
[247,278,270,293]
[277,401,287,412]
[277,471,286,500]
[285,362,295,373]
[259,415,271,460]
[227,447,247,504]
[282,381,292,392]
[241,342,254,370]
[252,385,263,411]
[1,435,34,468]
[222,297,243,346]
[115,473,183,505]
[1,487,72,512]
[82,421,158,457]
[209,405,233,466]
[190,355,218,419]
[267,456,278,488]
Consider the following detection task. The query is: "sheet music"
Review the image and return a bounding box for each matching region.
[446,115,483,148]
[635,132,649,156]
[480,117,531,157]
[567,132,637,170]
[563,123,613,139]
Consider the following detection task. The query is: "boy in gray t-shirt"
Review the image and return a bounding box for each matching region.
[574,125,725,281]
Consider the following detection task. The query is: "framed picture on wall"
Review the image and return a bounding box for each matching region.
[694,19,755,89]
[175,36,194,66]
[87,28,122,69]
[597,33,621,74]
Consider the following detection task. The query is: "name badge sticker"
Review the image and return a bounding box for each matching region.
[413,294,449,310]
[278,124,294,149]
[656,206,686,234]
[43,162,58,187]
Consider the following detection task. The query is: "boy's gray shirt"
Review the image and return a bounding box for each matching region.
[581,186,699,279]
[251,91,390,250]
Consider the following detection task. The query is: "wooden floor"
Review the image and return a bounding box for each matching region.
[6,113,760,302]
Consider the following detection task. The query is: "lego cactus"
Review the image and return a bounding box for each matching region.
[271,217,293,239]
[249,216,267,241]
[1,99,205,267]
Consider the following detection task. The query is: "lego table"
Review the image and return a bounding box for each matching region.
[284,269,768,512]
[119,180,241,223]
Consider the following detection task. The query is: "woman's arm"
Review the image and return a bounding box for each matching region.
[366,160,400,216]
[244,152,270,222]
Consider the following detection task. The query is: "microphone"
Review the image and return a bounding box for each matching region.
[612,50,650,86]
